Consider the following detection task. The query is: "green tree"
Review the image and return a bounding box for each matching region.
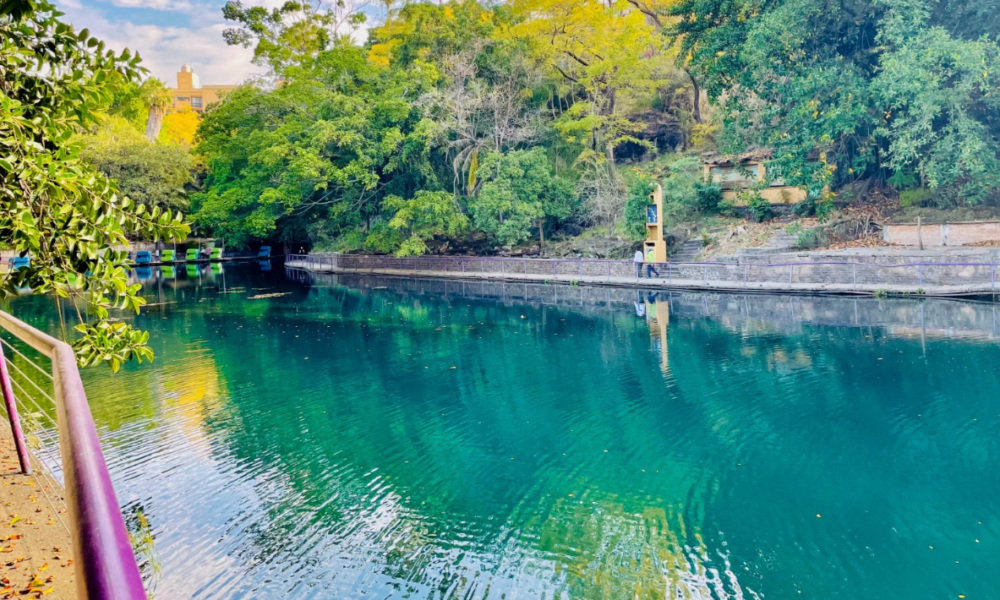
[79,117,196,214]
[0,0,189,370]
[193,42,438,248]
[874,0,1000,204]
[222,0,368,76]
[378,190,469,256]
[140,78,172,142]
[670,0,1000,204]
[472,149,576,247]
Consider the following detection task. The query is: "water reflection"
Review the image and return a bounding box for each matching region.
[4,263,1000,599]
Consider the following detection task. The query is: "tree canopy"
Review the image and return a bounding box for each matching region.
[670,0,1000,205]
[1,0,188,370]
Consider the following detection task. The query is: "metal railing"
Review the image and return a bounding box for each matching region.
[0,311,145,600]
[285,253,1000,294]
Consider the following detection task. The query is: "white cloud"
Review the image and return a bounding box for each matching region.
[55,0,382,86]
[114,22,261,84]
[58,0,262,84]
[101,0,198,13]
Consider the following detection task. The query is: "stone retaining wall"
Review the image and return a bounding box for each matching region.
[884,221,1000,247]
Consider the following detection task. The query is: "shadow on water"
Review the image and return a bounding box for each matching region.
[5,261,1000,600]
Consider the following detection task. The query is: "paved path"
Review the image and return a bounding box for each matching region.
[286,262,997,297]
[0,436,76,599]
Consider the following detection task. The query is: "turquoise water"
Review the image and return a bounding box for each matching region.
[7,262,1000,599]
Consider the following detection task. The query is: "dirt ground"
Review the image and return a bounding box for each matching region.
[0,436,76,599]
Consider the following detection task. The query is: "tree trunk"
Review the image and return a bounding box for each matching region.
[538,219,545,249]
[686,69,702,124]
[145,105,165,142]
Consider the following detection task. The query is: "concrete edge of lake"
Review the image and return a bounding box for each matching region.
[285,259,1000,298]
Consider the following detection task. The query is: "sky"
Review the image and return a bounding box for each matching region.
[56,0,380,86]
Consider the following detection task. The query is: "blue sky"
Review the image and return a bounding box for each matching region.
[58,0,380,86]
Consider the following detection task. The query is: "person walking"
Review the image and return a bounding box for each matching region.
[634,249,644,278]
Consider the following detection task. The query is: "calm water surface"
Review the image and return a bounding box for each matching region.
[7,262,1000,599]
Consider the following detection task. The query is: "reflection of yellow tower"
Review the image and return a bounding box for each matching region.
[644,184,668,263]
[646,299,670,371]
[161,353,223,442]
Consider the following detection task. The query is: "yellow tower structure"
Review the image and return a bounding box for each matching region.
[644,184,668,263]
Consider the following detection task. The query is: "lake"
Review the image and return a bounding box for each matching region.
[6,262,1000,599]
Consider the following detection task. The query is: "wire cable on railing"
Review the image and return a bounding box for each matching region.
[0,337,54,381]
[5,360,55,404]
[1,356,71,534]
[0,394,71,534]
[0,404,70,534]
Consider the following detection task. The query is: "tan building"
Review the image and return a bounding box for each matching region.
[703,150,808,205]
[168,64,237,113]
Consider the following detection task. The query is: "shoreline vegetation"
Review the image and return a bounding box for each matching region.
[70,0,1000,262]
[4,0,1000,368]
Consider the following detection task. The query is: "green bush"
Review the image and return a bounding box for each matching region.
[794,229,819,249]
[816,197,835,222]
[741,191,773,222]
[694,182,723,214]
[793,197,816,217]
[900,188,933,207]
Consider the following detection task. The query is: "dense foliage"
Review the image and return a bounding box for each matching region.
[189,0,1000,253]
[670,0,1000,206]
[78,117,196,214]
[197,0,705,253]
[1,0,188,369]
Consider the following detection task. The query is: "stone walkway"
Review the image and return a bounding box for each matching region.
[286,262,998,297]
[0,436,76,599]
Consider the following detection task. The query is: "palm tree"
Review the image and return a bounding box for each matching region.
[140,78,172,142]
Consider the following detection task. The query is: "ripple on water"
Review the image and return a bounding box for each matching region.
[9,266,997,599]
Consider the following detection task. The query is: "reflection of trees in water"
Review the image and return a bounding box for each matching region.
[179,277,770,597]
[11,267,1000,598]
[538,500,758,599]
[125,503,162,595]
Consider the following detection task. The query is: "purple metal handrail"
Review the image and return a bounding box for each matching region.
[0,311,145,600]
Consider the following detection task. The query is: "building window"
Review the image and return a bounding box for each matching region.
[175,96,189,104]
[191,97,203,108]
[710,164,760,187]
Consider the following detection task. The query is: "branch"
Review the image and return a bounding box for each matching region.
[625,0,663,28]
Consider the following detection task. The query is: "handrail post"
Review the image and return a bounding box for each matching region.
[0,344,30,474]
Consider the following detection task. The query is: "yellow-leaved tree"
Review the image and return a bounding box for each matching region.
[506,0,680,226]
[159,105,200,148]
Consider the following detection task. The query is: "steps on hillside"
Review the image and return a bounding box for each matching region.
[766,229,797,249]
[738,228,798,256]
[672,239,704,262]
